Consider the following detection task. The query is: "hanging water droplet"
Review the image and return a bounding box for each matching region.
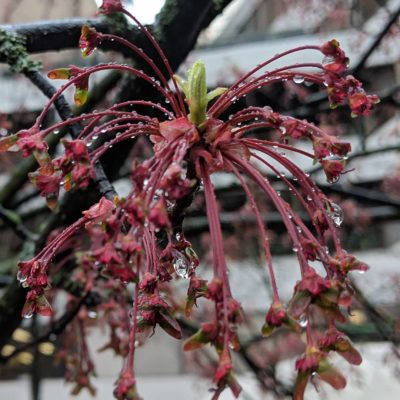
[24,311,33,319]
[88,311,98,319]
[306,195,312,201]
[279,126,287,135]
[17,271,27,283]
[292,246,299,253]
[173,253,191,278]
[322,55,334,66]
[357,270,366,275]
[299,315,308,327]
[327,175,340,184]
[293,75,304,84]
[53,129,60,135]
[329,202,343,227]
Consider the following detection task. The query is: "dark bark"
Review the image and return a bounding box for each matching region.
[1,18,140,59]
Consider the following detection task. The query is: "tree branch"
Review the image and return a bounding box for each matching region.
[352,3,400,76]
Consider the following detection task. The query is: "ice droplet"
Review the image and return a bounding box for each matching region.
[329,202,343,227]
[293,75,304,84]
[173,253,191,278]
[17,271,27,283]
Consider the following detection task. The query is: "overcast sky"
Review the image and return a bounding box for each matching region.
[94,0,165,23]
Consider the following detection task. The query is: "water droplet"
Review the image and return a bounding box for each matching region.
[292,246,299,253]
[279,126,287,135]
[17,271,27,283]
[88,311,97,319]
[357,270,366,275]
[173,253,191,279]
[165,98,170,104]
[327,175,340,184]
[101,129,107,134]
[293,75,304,84]
[24,311,33,319]
[299,315,308,327]
[306,195,312,201]
[322,55,334,66]
[329,202,343,227]
[53,129,60,135]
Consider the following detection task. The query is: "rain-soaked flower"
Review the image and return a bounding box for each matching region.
[1,3,378,399]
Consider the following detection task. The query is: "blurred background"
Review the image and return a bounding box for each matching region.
[0,0,400,399]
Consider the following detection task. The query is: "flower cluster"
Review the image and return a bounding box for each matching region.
[0,2,379,399]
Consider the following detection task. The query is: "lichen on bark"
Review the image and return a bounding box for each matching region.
[0,28,41,73]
